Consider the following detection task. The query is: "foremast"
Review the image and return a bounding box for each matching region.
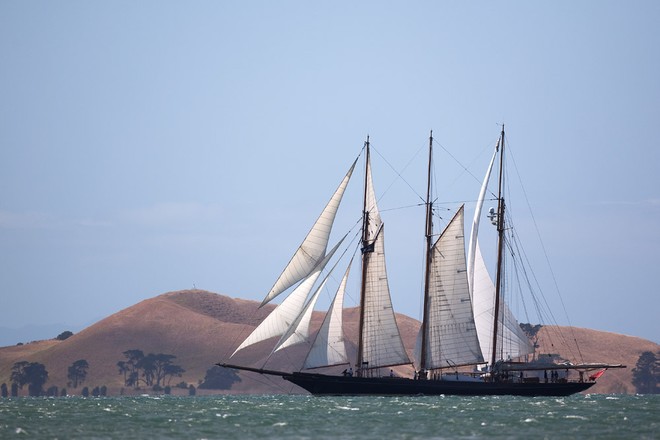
[357,136,371,375]
[357,136,410,376]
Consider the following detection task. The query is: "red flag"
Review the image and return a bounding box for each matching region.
[588,369,606,381]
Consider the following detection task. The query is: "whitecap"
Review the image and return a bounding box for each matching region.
[565,415,588,420]
[273,422,287,427]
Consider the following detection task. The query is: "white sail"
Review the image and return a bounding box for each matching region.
[468,139,534,362]
[364,156,382,235]
[273,276,329,353]
[359,150,410,370]
[303,262,351,369]
[467,141,498,296]
[421,206,484,370]
[361,224,410,369]
[261,160,357,306]
[232,239,344,357]
[471,244,534,360]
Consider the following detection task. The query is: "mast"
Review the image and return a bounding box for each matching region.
[357,136,370,375]
[419,130,434,373]
[490,125,506,369]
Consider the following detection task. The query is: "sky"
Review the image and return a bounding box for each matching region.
[1,1,658,347]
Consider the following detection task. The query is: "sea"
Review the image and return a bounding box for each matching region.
[1,394,658,439]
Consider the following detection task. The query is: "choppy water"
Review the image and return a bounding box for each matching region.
[1,394,658,439]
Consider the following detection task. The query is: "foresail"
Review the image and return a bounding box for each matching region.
[303,261,351,369]
[231,270,321,357]
[272,276,329,353]
[421,206,484,370]
[231,238,345,357]
[361,225,410,369]
[261,159,357,306]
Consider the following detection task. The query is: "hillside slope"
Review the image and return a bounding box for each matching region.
[0,289,656,395]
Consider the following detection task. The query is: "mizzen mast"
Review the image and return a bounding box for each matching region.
[490,125,506,369]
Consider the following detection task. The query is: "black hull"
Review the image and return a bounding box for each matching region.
[283,372,595,397]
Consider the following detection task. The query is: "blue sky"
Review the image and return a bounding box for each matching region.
[1,1,658,346]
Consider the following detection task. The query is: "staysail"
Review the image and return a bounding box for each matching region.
[231,238,344,357]
[467,138,533,362]
[273,275,331,353]
[419,206,484,370]
[261,159,357,306]
[303,261,352,369]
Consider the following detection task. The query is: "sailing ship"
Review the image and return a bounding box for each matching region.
[220,128,624,396]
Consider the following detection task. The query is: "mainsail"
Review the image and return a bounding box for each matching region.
[261,160,357,306]
[467,138,533,362]
[303,262,352,369]
[358,146,410,370]
[419,206,484,370]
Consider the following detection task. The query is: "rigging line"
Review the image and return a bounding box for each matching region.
[506,140,585,363]
[433,135,499,199]
[371,141,427,204]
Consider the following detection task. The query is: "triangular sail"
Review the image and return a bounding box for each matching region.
[273,276,330,353]
[261,160,357,306]
[303,261,352,369]
[468,139,533,363]
[471,244,534,361]
[420,206,484,370]
[467,141,498,296]
[231,239,344,357]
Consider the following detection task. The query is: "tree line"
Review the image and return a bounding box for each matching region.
[2,330,242,397]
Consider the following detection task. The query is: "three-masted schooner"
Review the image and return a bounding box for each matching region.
[220,129,624,396]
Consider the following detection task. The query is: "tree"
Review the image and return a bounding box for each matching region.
[199,365,241,390]
[118,350,185,388]
[25,363,49,396]
[163,364,185,386]
[1,383,7,397]
[632,351,659,394]
[139,353,185,387]
[10,361,30,389]
[56,331,74,341]
[46,386,59,397]
[67,359,89,388]
[118,350,145,388]
[11,361,49,396]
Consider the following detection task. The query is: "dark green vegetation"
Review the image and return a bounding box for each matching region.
[632,351,659,394]
[9,361,49,396]
[117,349,186,389]
[67,359,89,388]
[199,365,241,390]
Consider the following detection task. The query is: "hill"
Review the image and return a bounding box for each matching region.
[0,289,656,395]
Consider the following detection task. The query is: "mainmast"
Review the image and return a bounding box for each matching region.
[419,131,434,374]
[357,136,370,376]
[490,125,506,369]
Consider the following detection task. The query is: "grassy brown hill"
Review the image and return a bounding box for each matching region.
[0,289,656,395]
